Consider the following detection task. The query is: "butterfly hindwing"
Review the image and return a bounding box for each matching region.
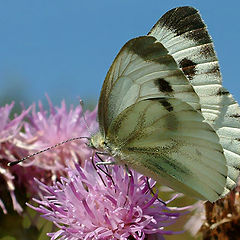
[107,98,227,202]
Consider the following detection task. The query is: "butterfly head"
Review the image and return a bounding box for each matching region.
[88,132,107,151]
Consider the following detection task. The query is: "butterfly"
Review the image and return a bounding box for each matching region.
[89,6,240,203]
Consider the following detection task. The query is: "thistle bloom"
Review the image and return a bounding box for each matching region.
[28,160,189,240]
[16,97,98,178]
[0,102,29,213]
[1,98,98,214]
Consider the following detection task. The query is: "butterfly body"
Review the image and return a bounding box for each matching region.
[90,6,240,203]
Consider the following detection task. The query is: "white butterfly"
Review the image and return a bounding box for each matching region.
[90,6,240,203]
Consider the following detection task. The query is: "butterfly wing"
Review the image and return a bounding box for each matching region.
[106,98,228,202]
[148,6,223,125]
[148,6,240,192]
[97,6,240,201]
[98,36,201,134]
[215,92,240,190]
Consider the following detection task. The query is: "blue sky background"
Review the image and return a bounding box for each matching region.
[0,0,239,109]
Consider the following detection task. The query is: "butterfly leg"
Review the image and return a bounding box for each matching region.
[95,152,116,166]
[94,152,116,187]
[146,177,166,205]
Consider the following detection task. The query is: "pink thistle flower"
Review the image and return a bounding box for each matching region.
[16,97,98,179]
[0,102,27,143]
[1,98,97,214]
[0,102,29,213]
[28,160,189,240]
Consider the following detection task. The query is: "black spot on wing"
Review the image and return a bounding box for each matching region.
[179,58,197,70]
[230,113,240,118]
[179,58,197,80]
[159,100,173,112]
[233,165,240,171]
[154,78,173,93]
[200,44,216,59]
[145,98,174,112]
[216,88,230,96]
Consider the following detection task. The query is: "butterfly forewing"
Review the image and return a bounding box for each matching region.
[106,98,227,202]
[98,36,201,134]
[148,6,222,124]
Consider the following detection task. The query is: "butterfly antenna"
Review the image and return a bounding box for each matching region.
[79,99,91,136]
[8,136,90,167]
